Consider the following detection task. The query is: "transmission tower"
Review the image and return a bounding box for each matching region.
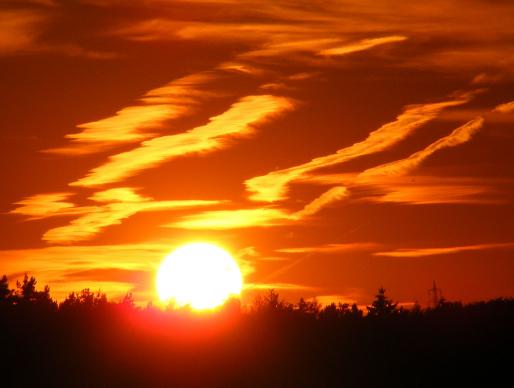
[428,280,443,307]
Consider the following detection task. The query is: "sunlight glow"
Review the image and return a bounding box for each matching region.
[156,243,243,310]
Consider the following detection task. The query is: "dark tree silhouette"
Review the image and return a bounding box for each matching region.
[252,288,292,313]
[366,287,398,317]
[296,297,321,316]
[14,274,56,310]
[121,292,135,307]
[0,274,512,388]
[17,274,37,301]
[0,275,12,303]
[319,302,363,320]
[60,288,107,310]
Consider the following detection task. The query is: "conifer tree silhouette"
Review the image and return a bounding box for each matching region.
[367,287,398,317]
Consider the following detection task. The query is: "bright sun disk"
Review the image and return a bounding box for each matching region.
[156,242,243,310]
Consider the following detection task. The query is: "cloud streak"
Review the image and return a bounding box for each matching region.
[169,208,290,230]
[494,100,514,114]
[245,92,475,202]
[318,36,407,56]
[240,35,407,59]
[357,177,500,205]
[45,73,217,155]
[0,9,46,54]
[42,188,220,243]
[9,193,93,220]
[71,94,294,187]
[375,243,514,258]
[169,185,351,230]
[359,117,484,180]
[277,243,378,254]
[244,282,314,291]
[0,8,116,58]
[292,186,349,219]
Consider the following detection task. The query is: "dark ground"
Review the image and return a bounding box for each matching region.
[1,277,513,387]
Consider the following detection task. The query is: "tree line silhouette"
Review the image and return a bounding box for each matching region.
[1,274,512,387]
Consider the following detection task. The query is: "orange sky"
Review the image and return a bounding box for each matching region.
[1,0,514,306]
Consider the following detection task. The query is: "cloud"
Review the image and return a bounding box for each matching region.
[259,82,289,91]
[317,36,407,56]
[494,101,514,114]
[244,282,314,291]
[169,208,290,230]
[292,186,349,219]
[276,242,379,254]
[0,8,116,58]
[76,0,514,75]
[0,9,47,54]
[240,37,340,58]
[239,35,407,61]
[42,188,220,243]
[297,173,356,186]
[217,62,264,75]
[113,19,318,43]
[359,117,484,180]
[355,175,502,205]
[111,11,408,63]
[287,72,319,81]
[264,114,485,212]
[45,72,217,155]
[375,242,514,258]
[71,94,294,187]
[59,267,150,285]
[9,193,94,220]
[245,91,475,202]
[471,73,505,85]
[169,186,351,230]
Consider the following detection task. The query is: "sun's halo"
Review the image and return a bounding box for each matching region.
[156,242,243,310]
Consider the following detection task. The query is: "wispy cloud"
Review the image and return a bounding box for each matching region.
[112,11,408,63]
[277,243,378,254]
[169,186,351,230]
[72,94,294,187]
[356,176,502,205]
[494,100,514,114]
[0,9,46,54]
[292,186,349,219]
[244,282,314,291]
[45,72,217,155]
[9,193,93,220]
[169,208,290,230]
[0,8,116,58]
[240,35,407,61]
[272,114,487,211]
[217,62,264,75]
[375,243,514,258]
[106,0,514,73]
[42,188,220,243]
[245,92,475,202]
[297,173,356,186]
[118,20,318,43]
[318,36,407,56]
[359,117,484,180]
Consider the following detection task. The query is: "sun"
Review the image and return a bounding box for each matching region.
[156,242,243,310]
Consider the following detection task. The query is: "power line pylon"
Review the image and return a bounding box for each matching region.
[428,280,443,307]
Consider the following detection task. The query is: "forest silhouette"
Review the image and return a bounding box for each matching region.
[0,274,512,387]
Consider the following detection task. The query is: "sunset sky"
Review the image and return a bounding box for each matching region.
[2,0,514,307]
